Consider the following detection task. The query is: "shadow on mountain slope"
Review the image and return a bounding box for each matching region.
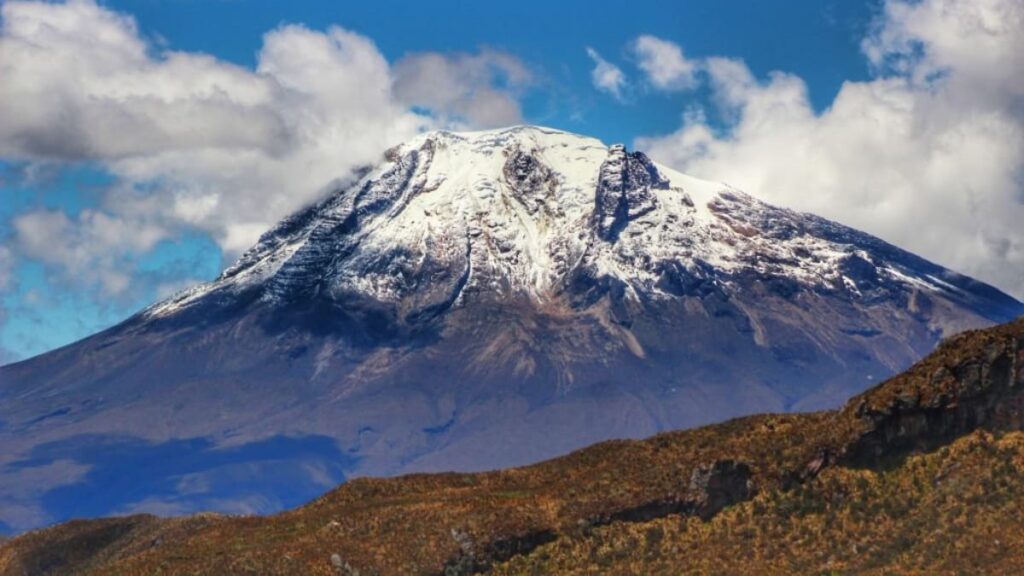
[0,434,356,536]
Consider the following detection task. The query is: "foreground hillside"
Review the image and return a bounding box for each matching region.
[2,317,1023,575]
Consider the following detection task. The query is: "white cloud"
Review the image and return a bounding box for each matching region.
[393,49,532,128]
[0,0,288,161]
[0,245,13,291]
[0,0,535,297]
[637,0,1024,298]
[0,0,425,258]
[585,47,627,101]
[631,34,698,91]
[13,208,168,296]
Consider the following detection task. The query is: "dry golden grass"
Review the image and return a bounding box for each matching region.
[495,429,1024,575]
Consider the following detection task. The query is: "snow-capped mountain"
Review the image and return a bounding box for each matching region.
[1,126,1020,533]
[149,126,1011,328]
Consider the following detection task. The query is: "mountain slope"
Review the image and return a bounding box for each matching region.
[0,126,1020,533]
[2,317,1023,575]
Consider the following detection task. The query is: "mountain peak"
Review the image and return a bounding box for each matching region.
[147,124,731,318]
[146,125,1017,335]
[408,123,606,146]
[2,126,1020,535]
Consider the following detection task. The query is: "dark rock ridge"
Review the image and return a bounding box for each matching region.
[843,327,1024,466]
[0,125,1021,534]
[593,144,665,241]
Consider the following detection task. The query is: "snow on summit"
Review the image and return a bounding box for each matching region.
[148,125,1008,321]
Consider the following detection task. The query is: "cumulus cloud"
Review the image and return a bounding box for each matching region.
[0,0,422,257]
[637,0,1024,297]
[585,47,627,101]
[13,208,169,296]
[0,245,13,291]
[393,49,533,128]
[631,34,698,91]
[0,0,535,305]
[0,0,291,161]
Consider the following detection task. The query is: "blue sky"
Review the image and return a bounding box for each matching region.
[1,0,1022,362]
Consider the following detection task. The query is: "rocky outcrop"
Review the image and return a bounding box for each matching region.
[844,327,1024,467]
[590,459,755,528]
[441,527,557,576]
[593,144,665,241]
[502,145,557,215]
[688,460,755,520]
[437,459,754,575]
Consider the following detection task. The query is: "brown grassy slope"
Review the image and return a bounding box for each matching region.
[495,428,1024,575]
[1,317,1022,575]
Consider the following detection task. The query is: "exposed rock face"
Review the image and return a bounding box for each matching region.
[502,144,557,216]
[593,144,664,240]
[688,460,754,520]
[0,126,1021,534]
[845,328,1024,466]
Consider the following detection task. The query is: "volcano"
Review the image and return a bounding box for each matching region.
[1,126,1020,532]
